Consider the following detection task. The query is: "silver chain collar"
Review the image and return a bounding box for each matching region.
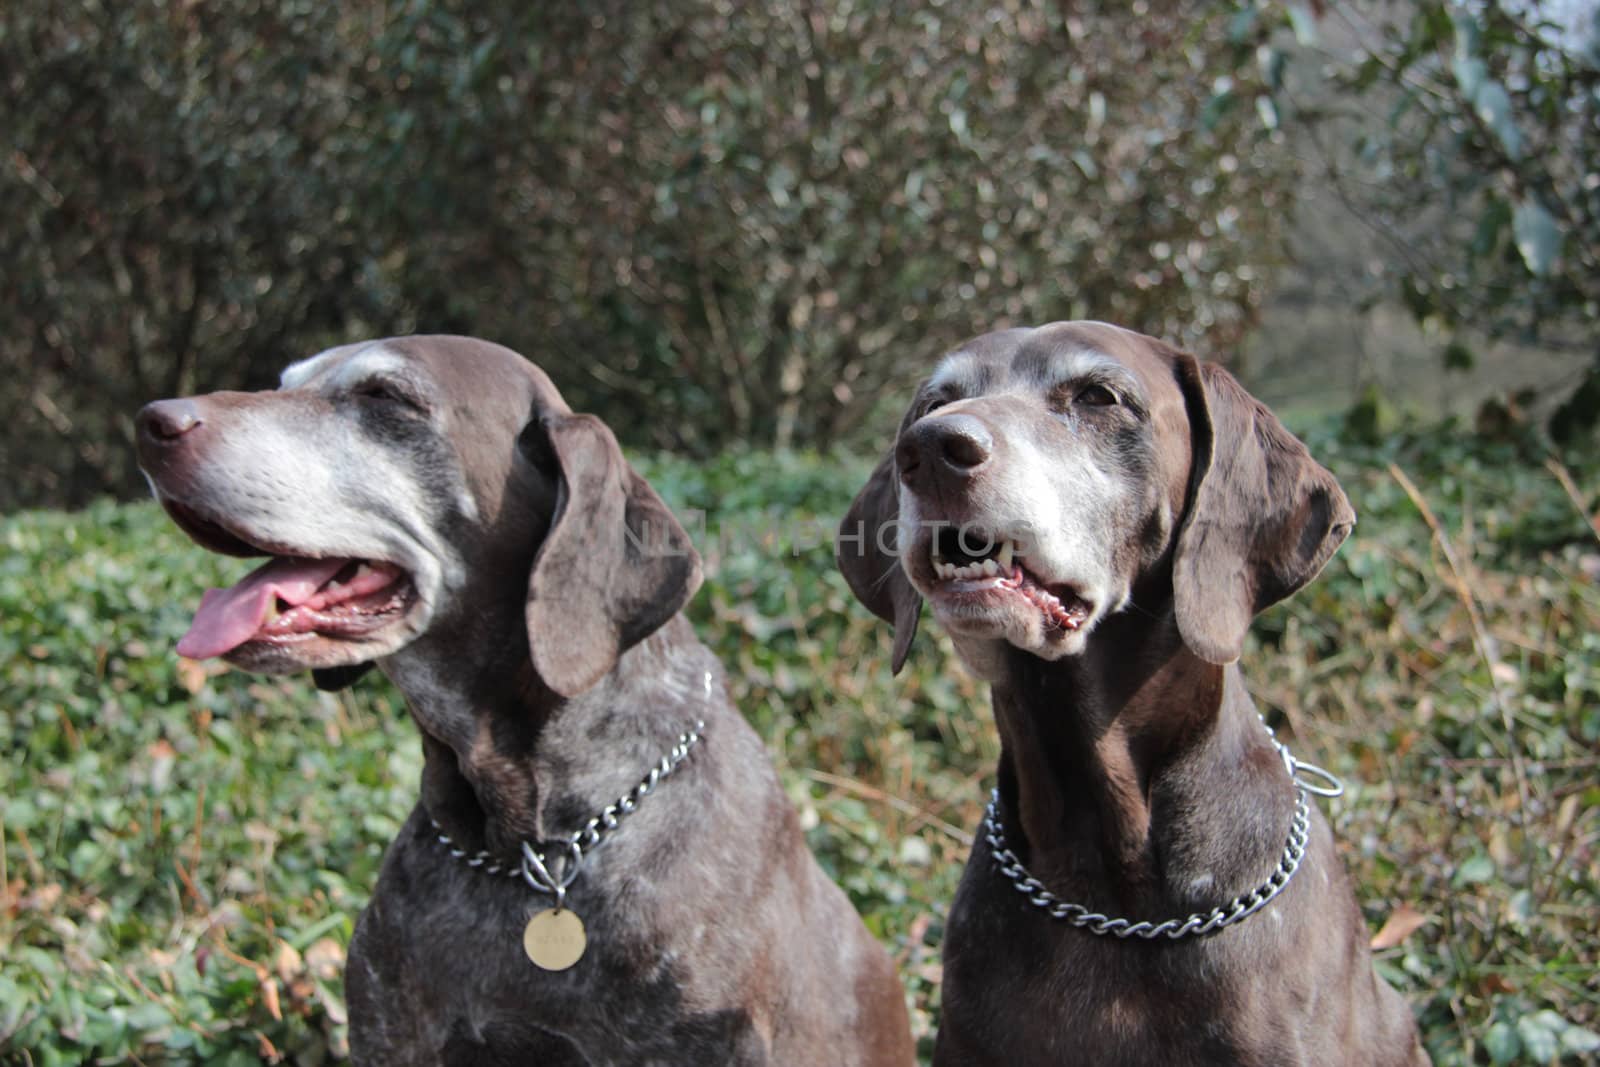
[984,716,1344,941]
[431,719,706,908]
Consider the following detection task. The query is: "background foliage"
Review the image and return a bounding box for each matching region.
[4,435,1598,1065]
[1256,0,1599,438]
[1,0,1297,507]
[4,1,1598,1065]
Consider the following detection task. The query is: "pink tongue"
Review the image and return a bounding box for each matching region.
[177,556,351,659]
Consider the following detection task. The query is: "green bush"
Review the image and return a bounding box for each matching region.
[2,0,1295,507]
[3,436,1598,1064]
[1252,0,1600,443]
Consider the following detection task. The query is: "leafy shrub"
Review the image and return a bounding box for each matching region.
[1251,0,1600,443]
[3,434,1598,1063]
[2,0,1295,507]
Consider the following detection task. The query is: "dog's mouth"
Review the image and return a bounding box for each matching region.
[161,499,419,661]
[927,527,1091,631]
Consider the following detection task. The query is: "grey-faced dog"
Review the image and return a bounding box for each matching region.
[137,335,914,1066]
[838,322,1428,1066]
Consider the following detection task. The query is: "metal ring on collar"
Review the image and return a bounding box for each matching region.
[1288,758,1346,798]
[433,720,707,906]
[521,838,584,908]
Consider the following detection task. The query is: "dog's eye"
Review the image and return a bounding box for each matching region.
[354,380,424,412]
[919,389,955,418]
[1075,384,1119,408]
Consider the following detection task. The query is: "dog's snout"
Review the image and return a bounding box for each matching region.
[898,414,992,492]
[136,399,209,480]
[937,421,991,468]
[138,399,204,443]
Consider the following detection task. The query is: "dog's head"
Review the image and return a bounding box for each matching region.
[838,322,1353,674]
[137,336,699,698]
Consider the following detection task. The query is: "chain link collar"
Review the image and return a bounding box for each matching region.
[431,719,706,908]
[984,716,1344,940]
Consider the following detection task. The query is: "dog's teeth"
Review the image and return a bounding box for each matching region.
[998,540,1014,569]
[353,563,372,580]
[981,558,1000,577]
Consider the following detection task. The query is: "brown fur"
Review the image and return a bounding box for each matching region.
[838,322,1428,1066]
[138,336,914,1066]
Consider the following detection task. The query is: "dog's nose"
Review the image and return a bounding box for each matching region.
[137,399,203,443]
[897,414,992,491]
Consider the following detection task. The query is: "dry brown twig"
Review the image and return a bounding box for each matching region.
[1387,463,1532,822]
[801,768,975,846]
[1544,457,1599,546]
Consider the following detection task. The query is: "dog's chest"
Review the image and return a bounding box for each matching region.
[349,843,768,1065]
[940,871,1329,1066]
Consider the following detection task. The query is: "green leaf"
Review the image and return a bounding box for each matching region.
[1512,199,1562,277]
[948,107,969,143]
[1472,198,1511,258]
[1452,55,1487,100]
[1227,7,1257,44]
[1286,3,1318,46]
[1474,81,1522,160]
[1516,1011,1563,1063]
[1452,12,1482,60]
[1504,888,1534,926]
[1255,96,1278,131]
[1484,1020,1520,1065]
[1564,1024,1600,1056]
[1452,852,1494,886]
[1200,89,1237,132]
[1257,45,1285,91]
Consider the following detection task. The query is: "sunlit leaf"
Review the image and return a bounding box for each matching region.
[1473,80,1522,159]
[1563,1024,1600,1056]
[1484,1021,1520,1065]
[1513,199,1562,277]
[1257,44,1285,91]
[1285,3,1318,46]
[1452,853,1495,886]
[1452,11,1481,60]
[1256,95,1278,131]
[1452,54,1486,100]
[1516,1011,1563,1063]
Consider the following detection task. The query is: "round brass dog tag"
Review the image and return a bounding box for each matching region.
[523,908,587,971]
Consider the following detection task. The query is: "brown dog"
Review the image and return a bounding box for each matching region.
[839,322,1428,1066]
[137,336,914,1066]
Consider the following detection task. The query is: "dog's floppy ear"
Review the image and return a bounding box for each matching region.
[837,451,922,674]
[312,662,374,691]
[1171,356,1355,665]
[523,413,702,698]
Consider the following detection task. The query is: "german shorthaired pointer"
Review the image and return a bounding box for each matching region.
[838,322,1428,1066]
[137,336,914,1066]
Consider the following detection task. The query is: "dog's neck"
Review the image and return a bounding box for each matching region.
[986,609,1293,915]
[382,615,709,858]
